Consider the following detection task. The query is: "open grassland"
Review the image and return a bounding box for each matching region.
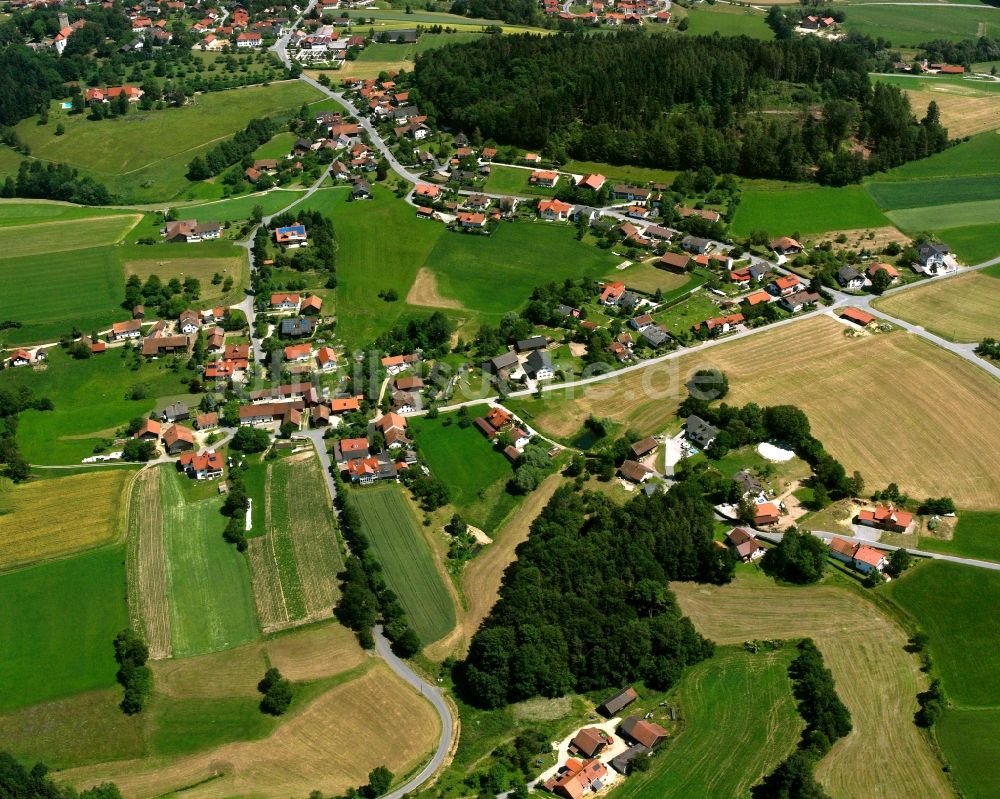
[302,186,442,346]
[672,573,952,799]
[409,414,514,526]
[0,468,131,570]
[609,260,692,294]
[874,74,1000,137]
[9,82,323,203]
[562,160,679,187]
[882,132,1000,179]
[685,4,773,39]
[248,454,343,632]
[0,214,139,258]
[918,511,1000,562]
[0,200,136,227]
[126,467,172,659]
[3,347,187,464]
[731,183,889,237]
[178,188,307,223]
[866,175,1000,210]
[122,243,249,308]
[937,709,1000,799]
[517,316,1000,509]
[616,648,800,799]
[483,164,555,196]
[935,223,1000,263]
[887,197,1000,233]
[845,5,996,45]
[426,472,564,661]
[349,32,483,78]
[0,247,126,346]
[874,270,1000,341]
[425,223,624,318]
[160,466,258,657]
[0,546,128,711]
[888,562,1000,707]
[61,661,440,799]
[351,483,456,645]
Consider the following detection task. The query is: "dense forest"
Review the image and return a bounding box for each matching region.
[458,485,732,708]
[414,32,949,183]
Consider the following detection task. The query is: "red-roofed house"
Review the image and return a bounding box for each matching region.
[301,295,323,315]
[840,307,875,327]
[600,281,626,305]
[538,199,572,221]
[770,236,803,256]
[457,211,486,229]
[316,346,337,371]
[857,504,913,533]
[576,173,606,191]
[742,290,772,307]
[162,424,195,454]
[544,759,608,799]
[284,343,312,362]
[271,293,301,311]
[135,418,162,441]
[236,31,262,47]
[770,274,801,297]
[753,502,781,526]
[414,184,440,200]
[529,170,559,188]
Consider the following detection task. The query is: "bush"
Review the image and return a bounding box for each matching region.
[258,667,293,715]
[761,530,827,584]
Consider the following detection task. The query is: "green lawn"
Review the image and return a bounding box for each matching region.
[160,467,259,657]
[409,414,514,525]
[653,291,721,337]
[150,695,274,756]
[252,131,299,161]
[615,647,801,799]
[844,5,997,45]
[684,5,773,39]
[887,197,1000,233]
[934,222,1000,264]
[425,223,623,318]
[731,183,889,237]
[562,160,679,188]
[0,246,127,346]
[8,82,323,203]
[865,175,1000,210]
[887,561,1000,707]
[0,546,128,711]
[483,165,557,196]
[3,347,188,465]
[879,133,1000,180]
[301,185,443,347]
[350,483,455,645]
[919,511,1000,562]
[937,708,1000,799]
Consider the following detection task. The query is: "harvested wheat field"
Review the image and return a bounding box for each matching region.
[425,472,564,661]
[125,468,172,659]
[62,662,440,799]
[405,267,464,309]
[875,271,1000,342]
[0,468,132,571]
[671,575,952,799]
[902,87,1000,138]
[523,316,1000,508]
[153,623,364,699]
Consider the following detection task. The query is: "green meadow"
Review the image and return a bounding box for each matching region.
[879,133,1000,180]
[160,467,258,657]
[887,198,1000,233]
[409,414,515,529]
[919,511,1000,562]
[350,483,456,645]
[865,175,1000,210]
[937,709,1000,799]
[934,223,1000,264]
[731,183,889,237]
[844,5,996,45]
[4,346,188,465]
[8,81,323,203]
[684,5,773,40]
[0,200,135,228]
[179,188,308,224]
[0,546,128,711]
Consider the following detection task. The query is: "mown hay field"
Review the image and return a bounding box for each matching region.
[126,467,172,659]
[351,483,456,645]
[61,661,440,799]
[616,647,801,799]
[160,466,258,656]
[516,315,1000,509]
[0,467,132,571]
[671,574,952,799]
[122,250,248,308]
[875,269,1000,342]
[0,214,139,259]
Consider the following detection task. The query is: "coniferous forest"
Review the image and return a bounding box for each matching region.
[414,32,950,184]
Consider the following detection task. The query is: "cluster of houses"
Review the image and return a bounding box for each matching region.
[332,412,415,484]
[163,219,222,243]
[542,0,673,27]
[286,22,366,62]
[482,336,555,386]
[892,60,966,76]
[472,405,536,463]
[5,347,48,368]
[193,5,289,50]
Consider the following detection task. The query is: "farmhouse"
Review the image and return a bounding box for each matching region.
[525,349,554,380]
[302,295,324,315]
[619,717,669,750]
[543,759,608,799]
[329,397,361,413]
[346,455,398,485]
[457,211,487,229]
[770,236,803,256]
[274,223,308,248]
[194,412,218,430]
[134,418,162,440]
[395,375,424,392]
[658,252,690,273]
[598,686,638,717]
[726,527,765,562]
[142,334,191,357]
[692,313,744,337]
[271,293,301,311]
[631,437,658,458]
[161,402,190,423]
[178,450,224,480]
[178,310,200,335]
[619,460,652,484]
[856,504,913,533]
[780,290,820,313]
[284,343,312,363]
[111,319,142,341]
[675,205,720,223]
[600,281,626,306]
[164,219,222,243]
[377,412,410,448]
[613,185,651,203]
[685,415,718,449]
[382,353,419,374]
[162,424,195,455]
[280,317,315,338]
[239,401,305,426]
[569,728,608,759]
[316,346,337,371]
[577,174,606,191]
[828,537,888,575]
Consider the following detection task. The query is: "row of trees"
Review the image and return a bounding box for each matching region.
[334,475,422,657]
[413,31,950,183]
[458,485,731,708]
[113,628,152,715]
[188,117,279,180]
[1,159,114,205]
[0,385,53,482]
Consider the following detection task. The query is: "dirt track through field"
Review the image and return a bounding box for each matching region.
[127,468,172,659]
[672,577,954,799]
[405,267,464,309]
[425,472,564,660]
[61,662,440,799]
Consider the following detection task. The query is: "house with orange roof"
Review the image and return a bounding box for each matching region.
[271,293,301,311]
[8,348,34,367]
[600,281,626,305]
[576,173,606,191]
[753,501,781,526]
[330,397,361,413]
[866,262,899,282]
[769,274,801,297]
[856,504,913,533]
[840,307,875,327]
[414,184,441,200]
[162,424,195,455]
[284,343,312,362]
[828,537,888,576]
[111,319,143,341]
[457,211,486,229]
[543,758,608,799]
[377,412,409,448]
[529,170,559,188]
[316,346,337,371]
[135,418,162,441]
[742,289,772,307]
[769,236,803,256]
[692,313,744,337]
[538,199,572,222]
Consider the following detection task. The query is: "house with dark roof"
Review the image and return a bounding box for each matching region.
[733,469,763,497]
[569,728,608,759]
[836,265,865,289]
[280,317,315,338]
[640,325,670,348]
[515,336,548,353]
[619,717,669,750]
[631,437,657,458]
[681,235,711,254]
[525,349,554,380]
[916,242,952,275]
[726,527,765,562]
[484,351,520,378]
[598,686,638,717]
[685,415,717,449]
[619,460,652,484]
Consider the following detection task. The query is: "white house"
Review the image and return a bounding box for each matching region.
[915,242,956,276]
